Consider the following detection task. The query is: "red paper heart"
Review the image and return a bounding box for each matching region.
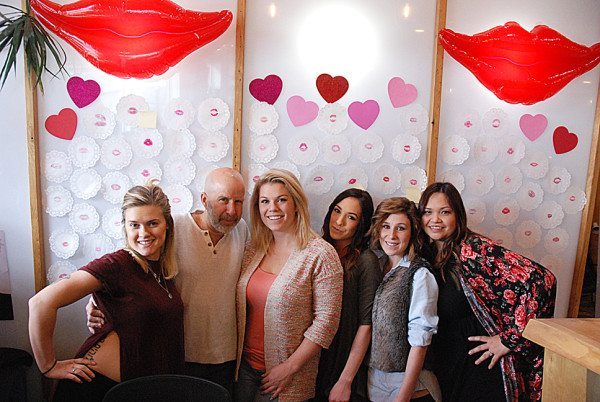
[316,74,349,103]
[249,74,283,105]
[552,126,578,154]
[45,108,77,140]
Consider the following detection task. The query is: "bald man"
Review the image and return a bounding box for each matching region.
[87,167,249,394]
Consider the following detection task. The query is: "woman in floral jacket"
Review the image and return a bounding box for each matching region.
[417,182,556,402]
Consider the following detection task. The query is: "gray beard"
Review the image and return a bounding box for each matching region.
[205,207,235,235]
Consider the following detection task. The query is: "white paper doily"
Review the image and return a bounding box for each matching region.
[545,166,571,195]
[517,182,544,211]
[163,129,196,159]
[130,128,164,158]
[249,134,279,163]
[515,220,542,249]
[317,103,348,135]
[338,166,369,189]
[197,131,230,162]
[540,255,562,273]
[464,198,486,225]
[116,94,149,126]
[493,198,520,226]
[322,135,352,165]
[102,207,124,240]
[45,151,72,183]
[163,158,196,186]
[100,135,133,170]
[353,133,384,164]
[496,166,523,195]
[455,109,481,136]
[245,163,269,195]
[544,228,570,254]
[466,168,494,196]
[372,164,401,195]
[398,103,428,135]
[288,135,319,166]
[482,108,509,136]
[128,159,162,185]
[535,201,564,229]
[47,260,78,284]
[270,161,300,181]
[561,186,587,214]
[303,165,334,195]
[437,170,465,192]
[102,171,131,204]
[522,150,549,179]
[440,135,470,165]
[198,97,231,132]
[392,135,422,164]
[498,136,525,165]
[488,228,514,249]
[70,168,101,199]
[82,104,116,140]
[400,166,427,192]
[83,233,116,262]
[163,98,195,130]
[49,229,79,259]
[68,135,100,168]
[68,203,100,234]
[45,185,73,217]
[163,184,193,214]
[472,136,498,165]
[248,102,279,135]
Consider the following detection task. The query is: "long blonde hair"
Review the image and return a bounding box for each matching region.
[250,169,316,254]
[121,180,177,279]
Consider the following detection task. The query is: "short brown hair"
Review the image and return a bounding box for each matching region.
[368,197,419,261]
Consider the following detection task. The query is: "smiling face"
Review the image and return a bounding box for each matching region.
[422,192,457,243]
[379,213,411,262]
[201,169,245,234]
[124,205,168,261]
[329,197,362,248]
[258,182,297,235]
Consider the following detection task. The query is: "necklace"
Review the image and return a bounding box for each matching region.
[148,265,173,299]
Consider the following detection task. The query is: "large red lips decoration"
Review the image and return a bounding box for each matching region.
[439,22,600,105]
[30,0,233,79]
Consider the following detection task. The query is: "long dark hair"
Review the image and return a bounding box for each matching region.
[417,182,472,275]
[322,188,374,277]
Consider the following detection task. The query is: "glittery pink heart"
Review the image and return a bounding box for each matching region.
[388,77,418,108]
[67,76,101,108]
[249,74,283,105]
[348,100,380,130]
[519,114,547,141]
[286,96,318,126]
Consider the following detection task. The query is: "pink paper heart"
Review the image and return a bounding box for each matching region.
[388,77,418,108]
[67,76,101,108]
[519,114,547,141]
[249,74,283,105]
[286,96,318,127]
[348,100,380,130]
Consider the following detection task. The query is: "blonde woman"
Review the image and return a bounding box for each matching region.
[29,182,184,401]
[234,169,343,402]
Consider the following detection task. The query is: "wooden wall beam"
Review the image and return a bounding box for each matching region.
[232,0,246,172]
[425,0,447,183]
[568,80,600,317]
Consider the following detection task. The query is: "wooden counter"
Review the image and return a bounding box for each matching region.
[523,318,600,401]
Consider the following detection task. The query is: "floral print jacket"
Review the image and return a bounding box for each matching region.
[458,234,556,402]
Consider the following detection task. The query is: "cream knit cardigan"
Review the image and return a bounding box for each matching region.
[236,237,343,401]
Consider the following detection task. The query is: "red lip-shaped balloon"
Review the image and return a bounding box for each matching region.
[30,0,233,79]
[439,22,600,105]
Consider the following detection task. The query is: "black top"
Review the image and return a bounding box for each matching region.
[432,267,505,402]
[314,250,382,401]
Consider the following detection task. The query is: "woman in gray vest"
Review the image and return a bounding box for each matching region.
[367,197,441,402]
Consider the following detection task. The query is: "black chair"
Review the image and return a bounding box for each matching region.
[0,348,33,401]
[102,374,231,402]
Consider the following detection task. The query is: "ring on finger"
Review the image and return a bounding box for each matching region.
[488,351,494,356]
[71,367,77,374]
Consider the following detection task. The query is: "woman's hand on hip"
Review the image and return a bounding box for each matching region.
[468,334,510,369]
[329,378,351,402]
[46,358,97,383]
[261,360,294,398]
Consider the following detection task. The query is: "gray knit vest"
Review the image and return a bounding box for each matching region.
[369,257,433,372]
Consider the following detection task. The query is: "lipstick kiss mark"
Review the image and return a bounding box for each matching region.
[365,143,373,150]
[525,230,532,236]
[348,178,357,184]
[128,107,138,115]
[141,169,150,177]
[404,145,411,153]
[112,149,121,156]
[144,139,153,146]
[62,242,69,247]
[314,176,323,182]
[502,207,510,214]
[94,114,107,126]
[383,176,390,183]
[553,177,561,184]
[553,237,560,242]
[331,145,340,152]
[464,120,472,128]
[53,196,61,202]
[210,108,219,117]
[79,147,88,153]
[173,197,181,203]
[410,179,418,186]
[528,191,536,198]
[569,195,576,202]
[299,143,308,152]
[111,184,121,191]
[175,109,184,116]
[547,214,553,219]
[79,214,89,221]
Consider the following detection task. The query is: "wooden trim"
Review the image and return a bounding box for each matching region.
[568,80,600,317]
[425,0,447,184]
[22,0,46,293]
[232,0,246,172]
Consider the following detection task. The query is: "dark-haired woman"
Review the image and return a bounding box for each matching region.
[418,182,556,402]
[314,189,382,402]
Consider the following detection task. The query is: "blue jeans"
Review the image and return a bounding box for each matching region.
[234,360,278,402]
